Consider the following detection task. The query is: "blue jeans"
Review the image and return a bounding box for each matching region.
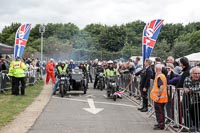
[53,78,60,94]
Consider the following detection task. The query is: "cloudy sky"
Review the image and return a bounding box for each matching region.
[0,0,199,31]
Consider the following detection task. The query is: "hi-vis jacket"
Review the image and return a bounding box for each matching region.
[58,65,68,75]
[150,73,168,103]
[85,64,90,71]
[104,68,119,77]
[9,60,26,78]
[8,61,14,77]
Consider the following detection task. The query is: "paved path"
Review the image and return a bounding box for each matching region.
[28,83,171,133]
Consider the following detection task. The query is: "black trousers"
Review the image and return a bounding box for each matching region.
[154,102,166,128]
[140,88,148,108]
[10,77,15,95]
[94,75,100,88]
[13,77,26,95]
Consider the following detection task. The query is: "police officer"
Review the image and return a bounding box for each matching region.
[10,56,26,95]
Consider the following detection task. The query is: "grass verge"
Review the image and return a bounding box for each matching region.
[0,80,44,128]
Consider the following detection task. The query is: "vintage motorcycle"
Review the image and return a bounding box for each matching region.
[96,72,105,91]
[59,74,70,97]
[106,76,118,101]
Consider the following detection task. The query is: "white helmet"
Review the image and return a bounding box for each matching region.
[70,59,73,62]
[61,61,65,64]
[107,60,113,64]
[98,62,102,66]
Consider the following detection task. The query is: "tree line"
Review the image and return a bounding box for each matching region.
[0,21,200,61]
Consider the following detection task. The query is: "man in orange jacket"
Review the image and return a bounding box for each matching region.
[46,58,55,84]
[150,64,168,130]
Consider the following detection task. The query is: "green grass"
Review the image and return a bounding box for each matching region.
[0,80,44,128]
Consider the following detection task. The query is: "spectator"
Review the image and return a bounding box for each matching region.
[150,64,168,130]
[176,57,191,127]
[152,57,167,79]
[135,58,153,112]
[166,56,179,67]
[184,67,200,131]
[165,63,182,123]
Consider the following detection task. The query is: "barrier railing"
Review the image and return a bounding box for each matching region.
[120,73,200,133]
[0,68,43,94]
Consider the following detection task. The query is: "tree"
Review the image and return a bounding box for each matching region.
[158,23,185,50]
[0,23,21,46]
[152,40,170,60]
[172,41,191,58]
[99,25,127,52]
[189,30,200,52]
[185,22,200,33]
[72,31,93,49]
[123,20,145,46]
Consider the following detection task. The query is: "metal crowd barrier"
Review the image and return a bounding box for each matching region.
[120,73,200,133]
[0,68,43,94]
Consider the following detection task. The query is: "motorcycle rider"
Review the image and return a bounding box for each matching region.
[68,59,76,72]
[53,61,68,95]
[93,62,105,89]
[105,60,119,77]
[105,60,119,89]
[84,61,93,83]
[79,62,87,76]
[55,60,61,78]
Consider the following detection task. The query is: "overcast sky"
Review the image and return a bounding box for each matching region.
[0,0,200,32]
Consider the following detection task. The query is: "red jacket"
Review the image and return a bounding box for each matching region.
[46,61,55,73]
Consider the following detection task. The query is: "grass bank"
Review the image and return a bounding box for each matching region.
[0,80,44,128]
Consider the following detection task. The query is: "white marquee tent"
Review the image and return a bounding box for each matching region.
[184,52,200,62]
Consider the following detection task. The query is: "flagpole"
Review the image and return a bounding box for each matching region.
[39,25,45,77]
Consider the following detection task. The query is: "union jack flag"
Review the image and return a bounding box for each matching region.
[14,24,31,59]
[114,88,125,97]
[142,19,164,65]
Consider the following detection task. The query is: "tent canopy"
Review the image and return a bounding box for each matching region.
[176,52,200,62]
[184,52,200,62]
[0,43,14,54]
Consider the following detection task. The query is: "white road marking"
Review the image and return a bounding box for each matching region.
[83,98,104,114]
[53,96,137,108]
[86,95,95,98]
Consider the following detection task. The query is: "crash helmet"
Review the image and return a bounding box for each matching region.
[70,59,73,63]
[107,60,113,64]
[98,62,102,66]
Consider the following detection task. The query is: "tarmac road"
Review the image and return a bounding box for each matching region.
[28,83,171,133]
